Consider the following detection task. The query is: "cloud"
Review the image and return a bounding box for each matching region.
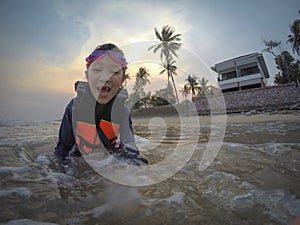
[0,0,89,66]
[75,0,190,52]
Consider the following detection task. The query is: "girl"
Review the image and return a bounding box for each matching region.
[55,43,147,166]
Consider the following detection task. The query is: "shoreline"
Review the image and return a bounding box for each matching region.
[132,111,300,125]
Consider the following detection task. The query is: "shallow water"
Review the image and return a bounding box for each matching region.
[0,117,300,225]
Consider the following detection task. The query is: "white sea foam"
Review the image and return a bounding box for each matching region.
[80,204,110,218]
[35,155,51,165]
[201,170,300,224]
[0,166,31,174]
[222,141,298,155]
[46,172,76,182]
[165,191,185,206]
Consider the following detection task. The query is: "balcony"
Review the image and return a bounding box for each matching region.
[218,73,262,90]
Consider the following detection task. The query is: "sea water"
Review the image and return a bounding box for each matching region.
[0,117,300,225]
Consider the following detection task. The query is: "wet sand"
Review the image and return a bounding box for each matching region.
[132,112,300,125]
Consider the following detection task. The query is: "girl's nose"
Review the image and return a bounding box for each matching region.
[98,73,112,82]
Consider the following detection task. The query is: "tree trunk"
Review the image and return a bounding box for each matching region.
[165,57,179,104]
[170,72,179,104]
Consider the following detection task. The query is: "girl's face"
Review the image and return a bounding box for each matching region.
[86,54,125,104]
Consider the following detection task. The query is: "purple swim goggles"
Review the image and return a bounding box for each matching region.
[85,50,127,69]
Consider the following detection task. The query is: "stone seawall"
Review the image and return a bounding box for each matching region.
[130,83,300,117]
[194,83,300,114]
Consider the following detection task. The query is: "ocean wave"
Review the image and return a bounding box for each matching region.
[222,141,299,155]
[201,170,300,224]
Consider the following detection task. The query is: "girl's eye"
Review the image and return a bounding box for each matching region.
[112,70,122,76]
[93,68,102,72]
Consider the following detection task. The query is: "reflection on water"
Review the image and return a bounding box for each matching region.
[0,118,300,224]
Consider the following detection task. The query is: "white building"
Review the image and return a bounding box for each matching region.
[211,52,270,93]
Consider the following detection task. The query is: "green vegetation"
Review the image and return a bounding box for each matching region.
[274,51,300,85]
[182,75,212,100]
[185,75,201,98]
[127,67,151,109]
[180,84,190,101]
[199,77,211,96]
[127,66,176,109]
[150,82,176,106]
[263,12,300,86]
[287,19,300,56]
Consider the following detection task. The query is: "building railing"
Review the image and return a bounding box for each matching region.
[218,73,262,85]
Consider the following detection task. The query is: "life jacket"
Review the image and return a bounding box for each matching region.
[72,82,126,155]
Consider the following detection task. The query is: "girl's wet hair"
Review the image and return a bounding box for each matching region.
[93,43,124,55]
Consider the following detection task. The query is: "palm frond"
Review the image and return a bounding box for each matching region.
[153,44,162,54]
[155,27,163,41]
[287,19,300,56]
[169,47,178,58]
[148,43,159,51]
[159,69,166,74]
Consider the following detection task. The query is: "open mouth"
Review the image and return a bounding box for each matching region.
[97,86,111,97]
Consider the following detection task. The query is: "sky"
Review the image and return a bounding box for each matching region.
[0,0,299,121]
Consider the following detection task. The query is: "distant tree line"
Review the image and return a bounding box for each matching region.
[127,66,176,109]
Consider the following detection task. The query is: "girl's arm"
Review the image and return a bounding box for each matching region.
[119,106,138,150]
[54,99,76,161]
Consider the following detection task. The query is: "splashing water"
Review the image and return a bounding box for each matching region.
[0,118,300,224]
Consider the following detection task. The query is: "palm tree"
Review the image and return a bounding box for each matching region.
[185,75,201,98]
[180,84,190,101]
[159,59,178,100]
[128,67,151,109]
[159,59,177,81]
[199,77,210,96]
[136,67,150,85]
[148,25,182,60]
[287,19,300,56]
[134,67,151,95]
[148,25,182,104]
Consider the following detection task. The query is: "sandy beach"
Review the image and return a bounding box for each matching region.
[132,111,300,125]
